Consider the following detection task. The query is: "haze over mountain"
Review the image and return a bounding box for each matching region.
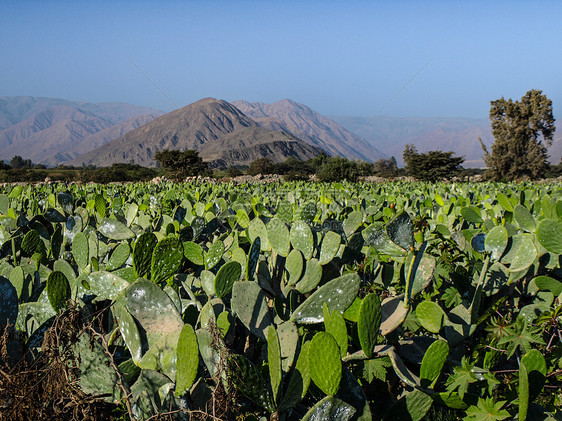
[0,97,161,165]
[70,98,324,168]
[232,99,385,162]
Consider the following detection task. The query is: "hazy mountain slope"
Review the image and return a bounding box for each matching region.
[0,96,162,165]
[232,99,385,162]
[70,98,324,167]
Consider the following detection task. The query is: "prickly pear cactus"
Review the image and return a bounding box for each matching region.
[0,276,18,328]
[105,242,130,271]
[47,271,71,313]
[267,325,282,404]
[175,324,199,396]
[246,237,261,281]
[151,237,183,284]
[323,303,348,358]
[205,240,225,270]
[416,301,446,334]
[214,260,241,298]
[278,340,310,412]
[386,211,414,250]
[343,210,363,239]
[419,339,449,388]
[536,218,562,254]
[98,217,135,240]
[228,354,275,412]
[520,349,546,401]
[133,232,158,278]
[72,231,89,270]
[301,396,356,421]
[183,241,205,266]
[357,293,382,358]
[290,220,314,260]
[296,258,323,294]
[308,332,342,395]
[319,231,341,265]
[85,271,130,301]
[231,280,272,339]
[291,273,360,324]
[383,389,432,421]
[285,248,304,286]
[248,217,271,252]
[277,321,299,371]
[267,218,290,257]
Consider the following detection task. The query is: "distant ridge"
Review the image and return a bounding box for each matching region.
[70,98,324,167]
[233,99,385,162]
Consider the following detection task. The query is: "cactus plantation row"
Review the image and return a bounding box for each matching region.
[0,180,561,420]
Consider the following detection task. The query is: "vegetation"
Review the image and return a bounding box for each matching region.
[403,144,464,181]
[0,180,561,420]
[154,149,210,179]
[481,89,556,181]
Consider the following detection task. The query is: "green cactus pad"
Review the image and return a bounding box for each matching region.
[183,241,205,266]
[387,211,414,249]
[521,349,546,401]
[235,208,250,228]
[98,217,135,240]
[94,193,106,218]
[116,306,143,363]
[363,223,407,257]
[267,218,290,257]
[205,240,225,270]
[86,271,130,301]
[248,217,271,251]
[275,199,293,223]
[133,232,158,278]
[278,340,311,412]
[126,202,138,226]
[290,220,314,260]
[323,304,348,358]
[0,276,18,328]
[409,254,436,298]
[285,248,304,286]
[9,265,25,299]
[47,271,71,313]
[21,229,41,256]
[301,396,356,421]
[228,354,275,412]
[246,237,261,281]
[484,225,508,260]
[319,231,341,265]
[267,325,282,404]
[518,362,529,421]
[72,231,89,270]
[513,204,536,232]
[299,201,317,223]
[291,273,360,324]
[231,281,272,339]
[534,275,562,296]
[383,389,433,421]
[495,192,514,212]
[195,328,221,378]
[308,332,342,395]
[420,340,449,388]
[501,233,537,272]
[461,206,483,224]
[358,293,382,358]
[416,301,446,333]
[0,194,8,214]
[536,218,562,254]
[200,270,216,297]
[175,323,199,396]
[151,237,183,284]
[51,225,63,260]
[343,210,363,239]
[296,258,323,294]
[277,321,299,372]
[105,242,130,271]
[214,260,241,298]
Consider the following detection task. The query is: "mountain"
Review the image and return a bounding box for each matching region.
[232,99,385,162]
[70,98,324,168]
[0,96,161,165]
[331,115,562,168]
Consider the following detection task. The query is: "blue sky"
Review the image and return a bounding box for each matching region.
[1,0,561,118]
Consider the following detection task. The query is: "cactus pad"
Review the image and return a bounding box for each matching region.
[231,281,272,339]
[267,218,290,257]
[308,332,342,395]
[296,258,323,294]
[301,396,356,421]
[416,301,446,333]
[47,271,71,313]
[357,293,382,358]
[151,237,183,284]
[319,231,341,265]
[290,220,314,260]
[228,354,275,412]
[0,276,18,328]
[175,323,199,396]
[214,260,241,298]
[420,340,449,388]
[133,232,158,278]
[98,217,135,240]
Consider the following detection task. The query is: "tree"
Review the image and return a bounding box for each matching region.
[481,89,556,180]
[248,158,274,175]
[154,149,209,179]
[403,145,464,181]
[316,156,362,182]
[372,157,398,177]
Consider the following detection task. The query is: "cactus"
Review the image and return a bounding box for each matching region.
[72,231,89,270]
[214,260,241,298]
[291,273,360,324]
[205,239,225,270]
[534,275,562,296]
[196,328,221,377]
[380,296,409,335]
[85,271,130,301]
[9,265,25,299]
[94,193,106,218]
[88,231,99,265]
[308,332,342,395]
[343,210,363,239]
[387,211,414,249]
[133,232,158,278]
[301,396,356,421]
[536,218,562,254]
[519,362,529,421]
[285,248,304,286]
[362,223,407,257]
[461,206,483,224]
[276,200,293,223]
[416,301,446,333]
[299,201,317,223]
[116,305,143,363]
[501,233,537,273]
[0,194,8,214]
[323,303,348,358]
[228,354,275,412]
[175,323,199,396]
[106,242,130,271]
[47,271,71,313]
[290,220,314,260]
[420,340,449,388]
[98,217,135,240]
[249,217,271,251]
[484,225,508,260]
[231,280,272,339]
[201,270,216,297]
[0,276,18,328]
[21,229,41,256]
[183,240,205,266]
[267,218,290,257]
[151,237,183,284]
[277,321,299,371]
[383,389,432,421]
[278,339,310,412]
[267,325,282,404]
[295,258,323,294]
[54,259,77,287]
[51,225,63,260]
[513,204,536,232]
[357,293,382,358]
[520,349,546,401]
[246,237,261,281]
[319,231,341,265]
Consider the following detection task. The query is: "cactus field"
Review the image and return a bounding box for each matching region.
[1,180,562,420]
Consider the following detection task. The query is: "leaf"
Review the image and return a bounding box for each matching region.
[420,340,449,388]
[362,357,391,383]
[301,396,356,421]
[98,218,135,240]
[308,332,342,395]
[497,319,545,359]
[47,271,71,313]
[175,324,199,396]
[357,293,382,358]
[416,301,446,333]
[536,218,562,254]
[133,232,158,278]
[464,398,510,421]
[151,237,183,284]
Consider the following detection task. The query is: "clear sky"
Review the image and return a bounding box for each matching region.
[1,0,561,118]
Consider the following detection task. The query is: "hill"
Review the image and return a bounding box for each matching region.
[70,98,324,168]
[232,99,385,162]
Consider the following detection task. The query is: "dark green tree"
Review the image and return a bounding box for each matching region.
[316,156,363,182]
[154,149,209,179]
[403,145,464,182]
[372,156,398,177]
[248,158,274,176]
[481,89,556,180]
